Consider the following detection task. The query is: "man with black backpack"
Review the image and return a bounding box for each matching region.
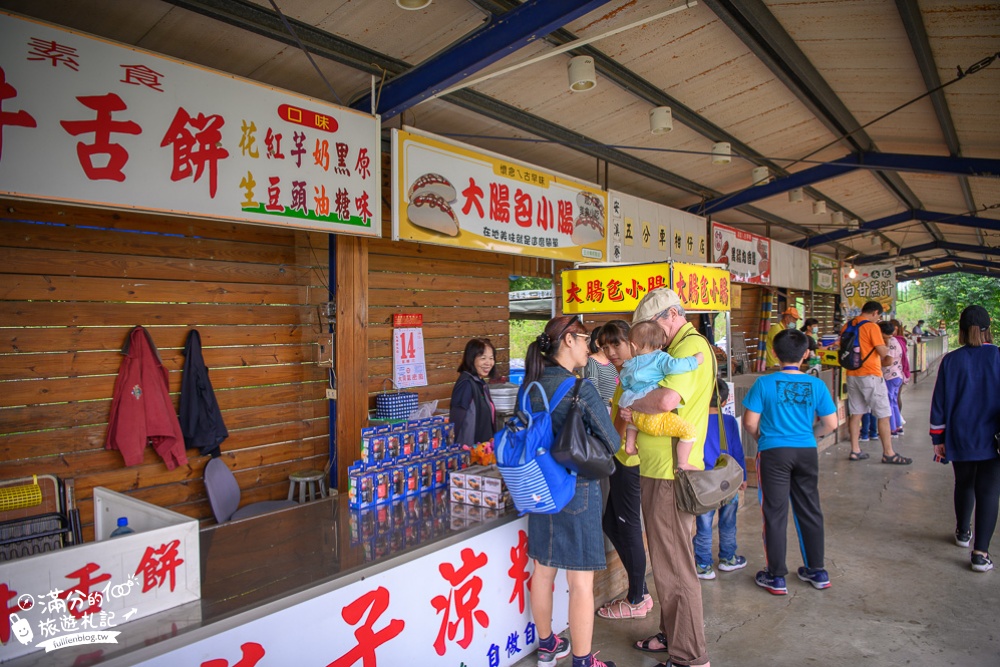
[843,301,912,465]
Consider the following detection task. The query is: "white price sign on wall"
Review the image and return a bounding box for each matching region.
[393,327,427,389]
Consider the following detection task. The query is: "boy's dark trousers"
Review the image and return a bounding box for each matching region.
[757,447,825,577]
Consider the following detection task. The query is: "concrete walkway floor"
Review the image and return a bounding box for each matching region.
[513,367,999,667]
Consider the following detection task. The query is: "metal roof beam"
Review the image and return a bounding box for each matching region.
[703,0,942,242]
[797,211,913,248]
[691,154,1000,215]
[350,0,612,119]
[898,266,998,280]
[857,241,1000,265]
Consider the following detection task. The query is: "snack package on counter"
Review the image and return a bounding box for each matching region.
[369,435,388,466]
[348,462,375,509]
[386,433,401,461]
[444,422,455,446]
[390,466,406,501]
[401,430,415,457]
[404,458,421,496]
[373,468,391,505]
[432,455,448,489]
[429,424,443,450]
[465,489,482,507]
[360,427,377,464]
[450,487,465,504]
[480,466,505,494]
[415,427,430,454]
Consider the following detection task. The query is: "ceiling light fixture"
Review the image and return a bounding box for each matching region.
[396,0,432,9]
[649,106,673,134]
[848,267,857,279]
[848,217,859,230]
[812,200,827,215]
[568,56,596,92]
[788,188,804,203]
[751,166,770,186]
[831,210,844,226]
[711,142,731,164]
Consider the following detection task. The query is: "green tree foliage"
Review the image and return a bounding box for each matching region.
[908,274,1000,342]
[509,276,552,292]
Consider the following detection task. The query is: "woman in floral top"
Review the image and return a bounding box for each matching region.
[879,321,907,437]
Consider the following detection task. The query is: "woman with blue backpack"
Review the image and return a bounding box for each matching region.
[523,315,622,667]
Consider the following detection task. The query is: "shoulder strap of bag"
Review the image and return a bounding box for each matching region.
[549,377,579,413]
[668,327,727,458]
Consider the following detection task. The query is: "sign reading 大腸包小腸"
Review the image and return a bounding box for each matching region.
[393,128,607,262]
[0,12,380,236]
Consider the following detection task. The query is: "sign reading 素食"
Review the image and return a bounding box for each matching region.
[0,12,380,236]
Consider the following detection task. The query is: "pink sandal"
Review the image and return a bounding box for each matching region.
[596,597,648,619]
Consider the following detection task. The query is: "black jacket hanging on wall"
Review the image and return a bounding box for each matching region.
[179,329,228,458]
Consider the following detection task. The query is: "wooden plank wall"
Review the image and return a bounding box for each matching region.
[366,239,512,411]
[0,200,330,537]
[731,284,765,369]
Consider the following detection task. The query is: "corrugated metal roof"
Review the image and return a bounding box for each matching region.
[1,0,997,276]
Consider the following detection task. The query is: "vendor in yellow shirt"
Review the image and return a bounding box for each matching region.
[765,307,802,368]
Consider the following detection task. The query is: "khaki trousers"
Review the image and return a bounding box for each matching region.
[640,477,709,666]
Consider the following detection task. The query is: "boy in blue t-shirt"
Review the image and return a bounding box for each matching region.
[694,379,748,580]
[743,329,839,595]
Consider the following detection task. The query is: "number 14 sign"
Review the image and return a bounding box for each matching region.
[393,327,427,389]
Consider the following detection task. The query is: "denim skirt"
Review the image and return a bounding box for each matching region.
[527,476,605,571]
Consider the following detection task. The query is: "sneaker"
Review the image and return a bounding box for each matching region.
[537,635,571,666]
[755,570,787,595]
[797,566,831,589]
[575,652,616,667]
[718,555,748,572]
[971,553,993,573]
[956,530,972,548]
[858,435,870,442]
[695,563,716,580]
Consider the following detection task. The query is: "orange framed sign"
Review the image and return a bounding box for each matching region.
[670,262,731,311]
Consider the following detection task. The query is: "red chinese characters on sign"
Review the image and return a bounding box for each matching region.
[430,547,490,656]
[0,67,37,161]
[328,586,404,667]
[59,562,112,619]
[565,282,584,304]
[459,177,577,234]
[27,38,80,71]
[607,279,624,302]
[1,583,19,645]
[120,64,165,92]
[60,93,142,182]
[160,107,230,198]
[135,539,185,593]
[201,642,266,667]
[507,530,531,614]
[673,266,730,310]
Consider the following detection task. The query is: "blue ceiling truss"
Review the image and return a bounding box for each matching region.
[799,210,1000,249]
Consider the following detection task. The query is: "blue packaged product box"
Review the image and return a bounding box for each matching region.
[373,468,392,505]
[432,454,448,489]
[404,458,421,496]
[415,427,431,454]
[459,449,471,469]
[429,424,443,450]
[390,465,407,501]
[360,426,377,463]
[369,435,388,466]
[374,423,391,434]
[400,430,416,458]
[445,451,460,474]
[386,432,401,461]
[418,457,434,490]
[443,422,455,446]
[348,462,375,509]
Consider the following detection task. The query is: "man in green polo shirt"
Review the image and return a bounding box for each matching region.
[623,288,714,667]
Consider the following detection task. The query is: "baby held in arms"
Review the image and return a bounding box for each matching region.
[618,321,704,459]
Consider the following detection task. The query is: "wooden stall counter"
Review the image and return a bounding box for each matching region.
[3,491,566,667]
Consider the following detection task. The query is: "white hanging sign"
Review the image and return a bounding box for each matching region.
[0,12,380,236]
[393,327,427,389]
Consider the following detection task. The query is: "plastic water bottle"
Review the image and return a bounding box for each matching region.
[109,517,135,538]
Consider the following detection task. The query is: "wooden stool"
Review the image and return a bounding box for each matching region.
[287,470,328,504]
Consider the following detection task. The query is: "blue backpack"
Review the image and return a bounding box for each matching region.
[495,378,577,514]
[837,319,876,370]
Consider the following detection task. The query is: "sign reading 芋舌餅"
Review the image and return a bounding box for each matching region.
[711,222,770,284]
[393,128,606,261]
[0,12,380,236]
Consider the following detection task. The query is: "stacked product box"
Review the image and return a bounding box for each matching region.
[449,464,511,524]
[348,416,469,510]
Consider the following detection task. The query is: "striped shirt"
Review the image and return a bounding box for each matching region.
[584,357,619,405]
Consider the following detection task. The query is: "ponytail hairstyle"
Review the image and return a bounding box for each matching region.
[524,315,586,385]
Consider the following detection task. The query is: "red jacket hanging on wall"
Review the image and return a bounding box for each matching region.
[105,326,188,470]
